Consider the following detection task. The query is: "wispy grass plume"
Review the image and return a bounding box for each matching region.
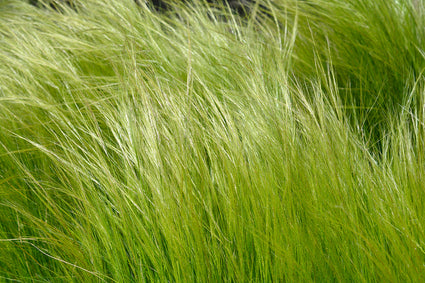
[1,0,425,282]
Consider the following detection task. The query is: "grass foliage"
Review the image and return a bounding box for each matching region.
[1,0,425,281]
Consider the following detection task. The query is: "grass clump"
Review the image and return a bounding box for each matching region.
[1,0,425,282]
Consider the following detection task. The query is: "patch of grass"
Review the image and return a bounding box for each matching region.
[1,0,425,281]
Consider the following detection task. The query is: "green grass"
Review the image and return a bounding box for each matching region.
[1,0,425,281]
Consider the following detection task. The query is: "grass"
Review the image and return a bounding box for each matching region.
[1,0,425,281]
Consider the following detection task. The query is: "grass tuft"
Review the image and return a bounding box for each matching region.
[1,0,425,281]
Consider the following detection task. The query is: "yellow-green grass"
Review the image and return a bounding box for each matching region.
[1,0,425,281]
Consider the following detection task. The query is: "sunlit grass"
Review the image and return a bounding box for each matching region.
[1,0,425,281]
